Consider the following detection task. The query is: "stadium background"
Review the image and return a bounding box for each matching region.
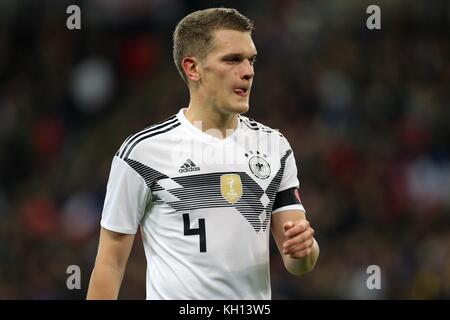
[0,0,449,299]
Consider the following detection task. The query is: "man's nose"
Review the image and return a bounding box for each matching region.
[241,60,254,80]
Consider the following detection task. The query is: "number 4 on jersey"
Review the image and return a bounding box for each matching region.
[183,213,207,252]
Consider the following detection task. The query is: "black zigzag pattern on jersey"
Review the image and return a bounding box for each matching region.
[167,172,267,233]
[161,149,293,233]
[121,149,293,234]
[118,115,180,159]
[261,149,292,229]
[152,184,164,192]
[152,193,162,202]
[124,158,169,188]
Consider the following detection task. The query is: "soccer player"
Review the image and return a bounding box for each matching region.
[87,8,319,300]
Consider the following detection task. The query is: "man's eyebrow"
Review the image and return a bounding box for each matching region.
[222,53,258,60]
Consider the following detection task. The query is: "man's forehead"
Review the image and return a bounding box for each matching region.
[210,29,257,55]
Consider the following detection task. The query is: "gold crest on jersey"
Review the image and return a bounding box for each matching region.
[220,174,242,204]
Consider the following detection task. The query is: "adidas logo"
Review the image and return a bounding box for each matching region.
[179,159,200,173]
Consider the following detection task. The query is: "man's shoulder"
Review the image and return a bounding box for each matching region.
[116,113,181,160]
[238,115,295,155]
[238,114,284,137]
[239,115,287,142]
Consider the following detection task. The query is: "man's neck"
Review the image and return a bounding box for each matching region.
[184,103,238,140]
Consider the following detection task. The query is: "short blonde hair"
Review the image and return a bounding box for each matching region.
[173,8,254,83]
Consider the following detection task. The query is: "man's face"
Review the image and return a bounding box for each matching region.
[197,29,257,115]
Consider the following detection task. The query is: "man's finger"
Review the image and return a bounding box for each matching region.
[283,238,314,254]
[283,231,314,249]
[285,220,309,238]
[289,247,312,259]
[283,228,314,248]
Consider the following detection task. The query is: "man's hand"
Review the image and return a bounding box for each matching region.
[282,219,315,259]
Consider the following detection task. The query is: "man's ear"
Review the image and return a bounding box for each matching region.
[182,57,201,82]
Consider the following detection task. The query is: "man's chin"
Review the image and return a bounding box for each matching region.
[217,101,249,115]
[230,102,249,114]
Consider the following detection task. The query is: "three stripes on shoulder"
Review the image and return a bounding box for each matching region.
[116,115,180,160]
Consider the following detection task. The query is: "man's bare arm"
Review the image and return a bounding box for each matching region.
[86,227,135,299]
[271,210,319,276]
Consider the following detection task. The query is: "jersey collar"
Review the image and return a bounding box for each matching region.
[177,108,241,145]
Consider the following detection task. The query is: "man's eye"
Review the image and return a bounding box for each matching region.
[227,58,240,63]
[250,58,256,65]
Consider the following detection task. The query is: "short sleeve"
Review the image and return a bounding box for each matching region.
[100,156,151,234]
[272,137,306,214]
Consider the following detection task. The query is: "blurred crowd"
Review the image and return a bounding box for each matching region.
[0,0,449,299]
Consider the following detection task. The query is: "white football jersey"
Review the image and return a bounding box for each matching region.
[100,108,305,299]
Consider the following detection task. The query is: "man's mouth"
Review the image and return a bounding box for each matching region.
[234,88,248,97]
